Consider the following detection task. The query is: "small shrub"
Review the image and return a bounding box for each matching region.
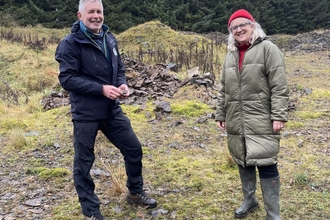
[296,84,304,90]
[96,139,126,196]
[274,36,289,49]
[7,130,27,150]
[294,173,310,187]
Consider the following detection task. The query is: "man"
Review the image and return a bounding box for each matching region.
[55,0,157,219]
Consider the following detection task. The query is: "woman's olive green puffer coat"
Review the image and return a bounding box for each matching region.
[215,37,289,167]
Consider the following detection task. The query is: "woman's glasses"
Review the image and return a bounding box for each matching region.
[230,22,251,32]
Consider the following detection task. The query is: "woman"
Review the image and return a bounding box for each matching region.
[215,9,288,220]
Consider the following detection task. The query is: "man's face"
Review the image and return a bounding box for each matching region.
[77,1,104,34]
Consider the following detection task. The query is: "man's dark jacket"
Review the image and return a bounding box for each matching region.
[55,21,126,121]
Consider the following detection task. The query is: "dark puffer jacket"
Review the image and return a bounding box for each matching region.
[215,37,289,167]
[55,21,126,121]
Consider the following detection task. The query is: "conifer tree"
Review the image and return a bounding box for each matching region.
[0,0,329,34]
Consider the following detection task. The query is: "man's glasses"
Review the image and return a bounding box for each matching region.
[230,22,251,32]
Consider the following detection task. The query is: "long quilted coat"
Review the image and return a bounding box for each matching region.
[215,37,289,167]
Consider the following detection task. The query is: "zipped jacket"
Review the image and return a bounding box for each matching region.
[215,37,289,167]
[55,21,126,121]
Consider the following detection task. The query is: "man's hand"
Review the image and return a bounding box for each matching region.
[102,84,130,100]
[102,85,124,100]
[118,84,129,97]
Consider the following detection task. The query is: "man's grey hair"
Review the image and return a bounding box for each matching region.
[78,0,103,12]
[227,21,267,51]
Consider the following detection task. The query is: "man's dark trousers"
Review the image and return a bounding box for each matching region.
[73,111,144,217]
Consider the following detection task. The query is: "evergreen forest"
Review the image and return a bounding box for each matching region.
[0,0,329,35]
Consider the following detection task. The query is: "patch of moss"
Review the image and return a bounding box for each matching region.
[40,168,70,179]
[121,102,155,122]
[309,89,330,99]
[188,175,205,191]
[286,120,305,129]
[27,158,46,167]
[297,111,324,119]
[52,199,81,220]
[1,119,27,131]
[25,167,48,174]
[171,100,211,117]
[26,167,70,180]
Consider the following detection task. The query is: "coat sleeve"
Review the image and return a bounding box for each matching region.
[55,37,104,96]
[264,43,289,122]
[215,56,227,122]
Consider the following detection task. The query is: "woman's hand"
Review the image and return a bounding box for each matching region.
[217,121,226,130]
[273,121,285,132]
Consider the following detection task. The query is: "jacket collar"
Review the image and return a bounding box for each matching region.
[253,36,270,45]
[71,21,109,39]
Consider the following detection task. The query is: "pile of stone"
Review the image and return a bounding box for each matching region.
[41,56,216,110]
[120,56,182,105]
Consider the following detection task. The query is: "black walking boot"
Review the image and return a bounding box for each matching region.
[126,191,157,208]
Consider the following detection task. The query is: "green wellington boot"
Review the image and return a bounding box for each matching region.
[260,176,281,220]
[235,166,259,218]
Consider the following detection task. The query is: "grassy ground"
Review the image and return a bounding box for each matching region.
[0,25,329,219]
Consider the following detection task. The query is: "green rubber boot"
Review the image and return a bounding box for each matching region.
[260,176,281,220]
[235,166,259,218]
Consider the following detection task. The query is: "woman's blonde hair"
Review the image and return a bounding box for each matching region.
[227,20,266,51]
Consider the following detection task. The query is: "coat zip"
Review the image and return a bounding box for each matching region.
[239,44,254,167]
[237,56,246,166]
[83,30,115,83]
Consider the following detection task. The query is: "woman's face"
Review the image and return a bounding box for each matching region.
[229,18,254,45]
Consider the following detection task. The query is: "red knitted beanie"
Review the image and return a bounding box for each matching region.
[228,9,255,27]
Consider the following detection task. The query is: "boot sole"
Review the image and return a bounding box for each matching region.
[126,198,158,209]
[234,203,259,218]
